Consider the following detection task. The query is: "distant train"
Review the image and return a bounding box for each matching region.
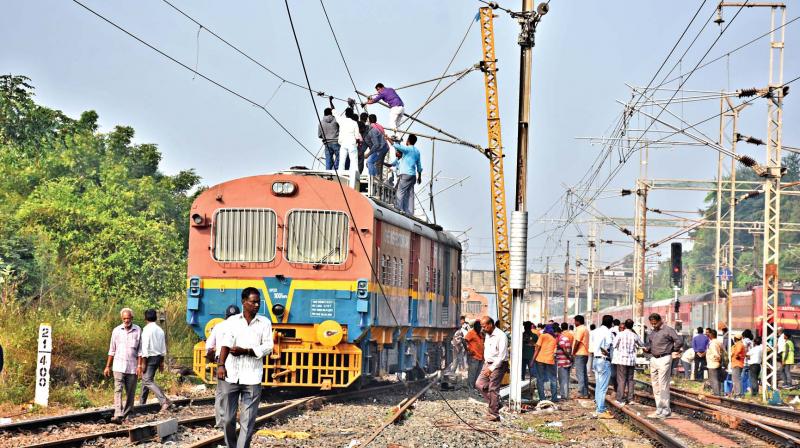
[186,170,462,389]
[598,284,800,336]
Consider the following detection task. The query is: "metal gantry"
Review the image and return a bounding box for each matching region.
[759,3,786,400]
[479,6,512,330]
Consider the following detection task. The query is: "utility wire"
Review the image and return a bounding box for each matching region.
[159,0,347,101]
[72,0,317,160]
[283,0,400,327]
[319,0,362,108]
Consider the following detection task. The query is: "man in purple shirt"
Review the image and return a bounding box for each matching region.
[366,83,404,139]
[691,326,709,381]
[104,308,142,423]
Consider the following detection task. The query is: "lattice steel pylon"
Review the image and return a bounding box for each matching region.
[760,4,786,400]
[479,7,512,329]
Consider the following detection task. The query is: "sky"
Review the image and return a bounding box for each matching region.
[3,0,798,276]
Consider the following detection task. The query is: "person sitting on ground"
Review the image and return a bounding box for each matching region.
[386,134,422,215]
[365,83,404,138]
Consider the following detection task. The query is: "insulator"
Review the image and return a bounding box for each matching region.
[738,88,758,98]
[621,189,632,196]
[738,155,757,168]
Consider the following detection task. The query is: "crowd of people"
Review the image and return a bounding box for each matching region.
[318,83,422,216]
[452,311,796,423]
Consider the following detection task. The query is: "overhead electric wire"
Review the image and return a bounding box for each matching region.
[319,0,362,107]
[159,0,346,100]
[71,0,318,160]
[283,0,399,326]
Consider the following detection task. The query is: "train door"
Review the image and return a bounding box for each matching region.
[409,233,420,326]
[373,220,382,325]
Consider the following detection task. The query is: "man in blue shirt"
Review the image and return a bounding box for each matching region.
[691,327,709,381]
[387,134,422,215]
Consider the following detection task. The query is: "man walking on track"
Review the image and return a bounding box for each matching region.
[217,288,273,448]
[206,304,240,428]
[104,308,141,424]
[366,83,404,138]
[139,309,171,412]
[643,313,681,418]
[476,316,508,422]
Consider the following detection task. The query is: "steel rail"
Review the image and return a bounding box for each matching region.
[185,377,436,448]
[634,379,800,423]
[0,395,216,432]
[22,399,298,448]
[631,388,800,447]
[360,373,440,447]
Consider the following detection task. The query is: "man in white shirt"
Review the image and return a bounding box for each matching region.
[218,287,273,448]
[329,96,363,189]
[138,309,171,411]
[206,304,240,428]
[476,316,508,422]
[593,315,615,419]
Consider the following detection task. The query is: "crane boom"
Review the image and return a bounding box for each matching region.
[479,7,512,329]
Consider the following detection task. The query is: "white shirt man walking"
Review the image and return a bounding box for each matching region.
[138,309,171,411]
[206,304,240,428]
[476,316,509,422]
[217,288,273,448]
[104,308,141,423]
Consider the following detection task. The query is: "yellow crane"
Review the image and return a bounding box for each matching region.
[478,7,512,329]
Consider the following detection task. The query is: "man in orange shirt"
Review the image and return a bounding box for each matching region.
[730,334,746,397]
[533,324,559,402]
[572,315,591,398]
[464,320,485,392]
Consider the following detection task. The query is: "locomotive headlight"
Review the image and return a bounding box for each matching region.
[271,181,297,196]
[272,303,285,318]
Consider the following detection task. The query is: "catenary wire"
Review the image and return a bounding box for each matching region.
[71,0,318,160]
[283,0,400,326]
[159,0,348,101]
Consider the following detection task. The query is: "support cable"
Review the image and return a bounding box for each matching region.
[319,0,362,109]
[72,0,317,159]
[159,0,347,101]
[283,0,399,326]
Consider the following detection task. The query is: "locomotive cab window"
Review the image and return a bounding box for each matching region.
[791,293,800,307]
[212,208,277,262]
[286,210,349,264]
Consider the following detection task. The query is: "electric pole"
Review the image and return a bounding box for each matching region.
[588,222,598,321]
[508,0,547,412]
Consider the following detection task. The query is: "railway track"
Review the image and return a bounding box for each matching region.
[591,380,800,447]
[1,376,439,448]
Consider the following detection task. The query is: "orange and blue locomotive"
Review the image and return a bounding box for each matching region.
[187,170,461,389]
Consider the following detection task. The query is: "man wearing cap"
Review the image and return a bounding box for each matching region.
[206,304,240,428]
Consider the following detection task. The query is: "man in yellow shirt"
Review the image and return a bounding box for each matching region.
[572,315,591,398]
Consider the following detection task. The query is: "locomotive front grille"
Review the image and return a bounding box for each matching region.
[192,340,362,389]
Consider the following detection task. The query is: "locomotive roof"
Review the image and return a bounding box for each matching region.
[273,169,461,250]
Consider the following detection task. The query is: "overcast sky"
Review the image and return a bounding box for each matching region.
[3,0,798,273]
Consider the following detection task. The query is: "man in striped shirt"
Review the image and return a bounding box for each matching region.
[218,288,273,448]
[612,319,642,405]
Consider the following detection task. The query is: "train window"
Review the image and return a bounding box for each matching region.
[381,256,388,285]
[286,210,349,264]
[791,293,800,307]
[393,257,399,286]
[398,258,404,288]
[212,208,277,262]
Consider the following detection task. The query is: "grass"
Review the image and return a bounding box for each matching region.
[0,295,199,416]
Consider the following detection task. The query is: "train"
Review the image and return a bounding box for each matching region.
[598,284,800,337]
[186,169,462,389]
